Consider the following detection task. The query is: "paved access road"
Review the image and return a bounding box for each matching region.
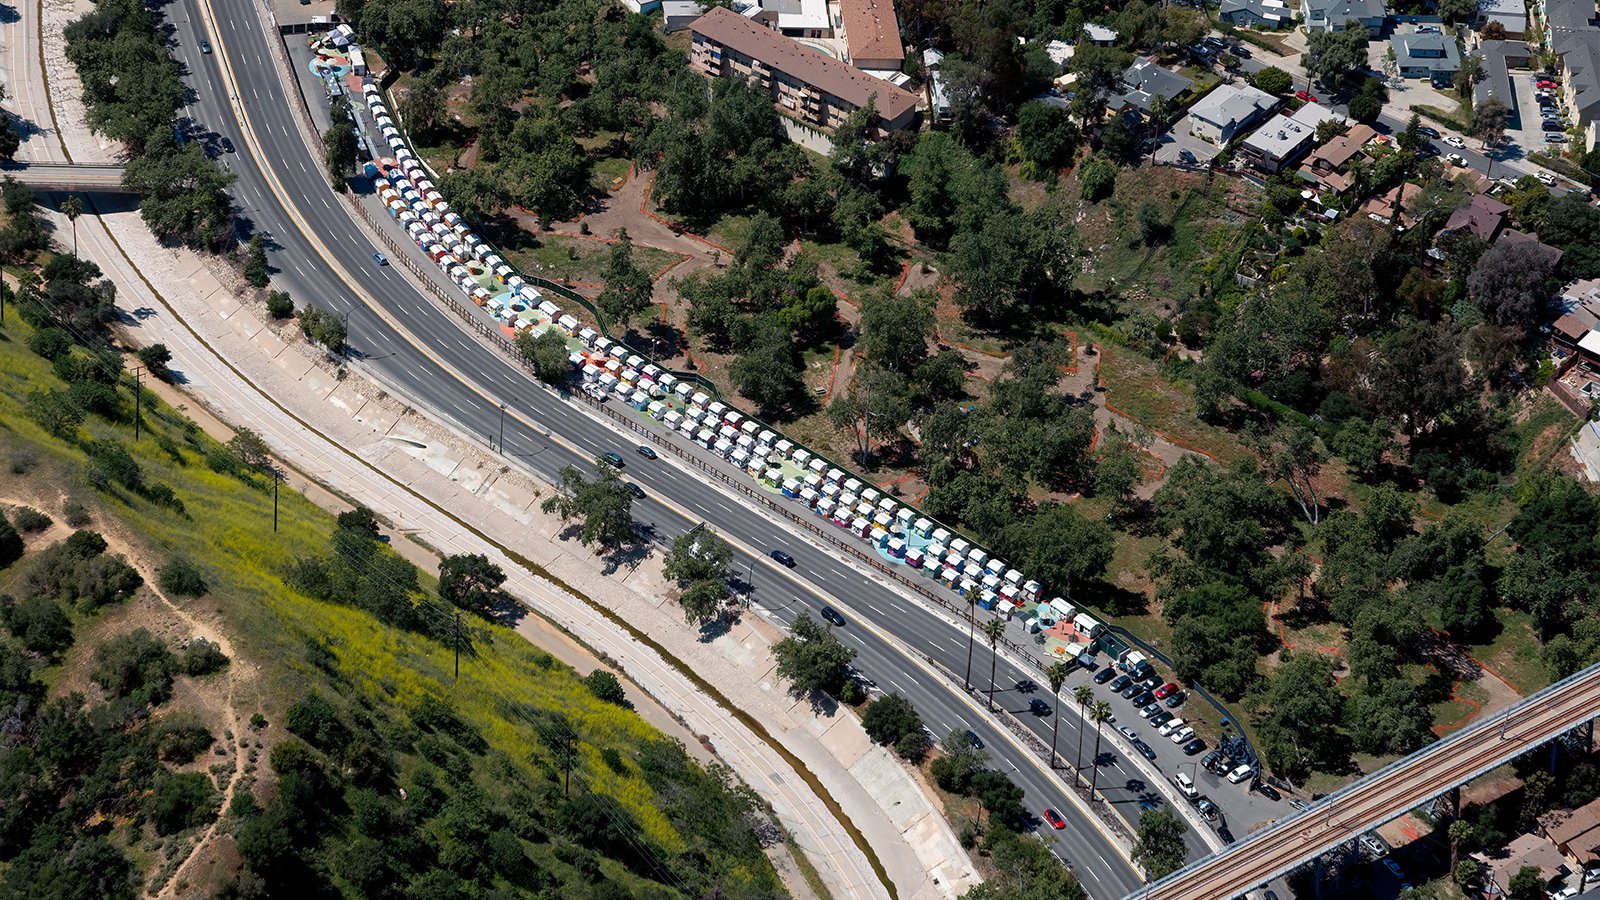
[164,2,1274,894]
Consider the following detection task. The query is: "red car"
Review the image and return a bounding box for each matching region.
[1043,808,1067,830]
[1537,79,1557,89]
[1155,682,1180,699]
[1294,90,1317,102]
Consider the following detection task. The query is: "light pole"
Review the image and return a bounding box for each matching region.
[497,402,507,454]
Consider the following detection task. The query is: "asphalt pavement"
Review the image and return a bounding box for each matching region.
[164,3,1309,895]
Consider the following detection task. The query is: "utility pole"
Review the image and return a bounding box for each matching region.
[128,365,145,441]
[497,402,507,455]
[453,609,462,679]
[272,468,281,533]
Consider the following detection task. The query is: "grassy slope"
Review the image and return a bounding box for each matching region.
[0,318,780,895]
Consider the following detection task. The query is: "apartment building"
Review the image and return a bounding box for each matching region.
[689,6,918,135]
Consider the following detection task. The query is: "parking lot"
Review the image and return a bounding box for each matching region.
[1511,70,1572,158]
[1153,114,1223,167]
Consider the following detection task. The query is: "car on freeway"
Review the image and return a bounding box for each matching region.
[1043,808,1067,830]
[1132,739,1157,760]
[1445,134,1466,147]
[1015,678,1036,693]
[1154,682,1180,699]
[1164,692,1186,709]
[1117,724,1139,741]
[1256,783,1282,801]
[1110,674,1133,692]
[372,251,388,266]
[1196,797,1219,820]
[1228,764,1256,784]
[963,730,984,750]
[1294,90,1317,102]
[1140,798,1163,812]
[1095,667,1117,684]
[1140,703,1161,719]
[769,549,795,567]
[219,136,234,154]
[599,451,624,467]
[200,39,212,54]
[1360,833,1389,858]
[635,444,657,460]
[1182,738,1207,755]
[625,483,645,499]
[1029,698,1051,716]
[820,606,846,627]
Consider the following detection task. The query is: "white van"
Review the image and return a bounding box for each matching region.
[1172,772,1199,800]
[1227,764,1255,784]
[1158,718,1186,737]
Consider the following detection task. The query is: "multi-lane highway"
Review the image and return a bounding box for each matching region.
[1137,663,1600,900]
[159,2,1204,895]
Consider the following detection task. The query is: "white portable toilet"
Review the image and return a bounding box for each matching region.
[931,527,952,545]
[774,439,794,459]
[949,538,971,557]
[844,478,863,495]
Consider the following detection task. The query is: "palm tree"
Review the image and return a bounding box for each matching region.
[60,195,83,256]
[962,590,979,691]
[1045,661,1071,770]
[1088,700,1112,800]
[982,618,1006,711]
[1072,684,1093,784]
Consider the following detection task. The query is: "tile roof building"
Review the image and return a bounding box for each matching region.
[839,0,905,70]
[689,6,920,136]
[1300,122,1378,192]
[1476,833,1572,896]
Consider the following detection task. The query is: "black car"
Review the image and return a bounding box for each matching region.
[635,445,657,460]
[1132,690,1156,707]
[1015,679,1036,693]
[1109,675,1132,692]
[1256,783,1282,802]
[1140,798,1163,812]
[1120,681,1142,699]
[1201,750,1222,770]
[1182,738,1206,755]
[625,483,645,499]
[199,39,212,54]
[1164,692,1186,708]
[1418,125,1440,138]
[1132,739,1157,760]
[1094,668,1117,684]
[1029,698,1051,716]
[820,606,846,627]
[1234,45,1251,58]
[219,136,234,154]
[1218,825,1236,844]
[1150,711,1173,728]
[963,730,984,750]
[770,549,795,567]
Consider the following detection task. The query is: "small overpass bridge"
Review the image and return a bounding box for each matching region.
[0,162,133,193]
[1127,662,1600,899]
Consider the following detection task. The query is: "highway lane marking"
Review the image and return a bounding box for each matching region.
[196,4,1143,883]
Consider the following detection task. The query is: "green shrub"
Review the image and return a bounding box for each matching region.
[155,715,215,763]
[581,669,630,708]
[8,449,37,475]
[26,328,73,360]
[158,558,207,597]
[90,627,178,705]
[0,594,73,654]
[266,290,294,319]
[61,498,90,527]
[180,638,229,676]
[11,507,51,532]
[0,515,21,567]
[147,771,218,835]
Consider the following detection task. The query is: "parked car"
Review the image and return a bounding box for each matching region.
[1169,726,1195,744]
[1289,798,1310,811]
[1196,797,1219,820]
[1547,132,1570,143]
[1150,711,1174,728]
[1029,698,1051,716]
[1360,833,1390,858]
[770,549,795,567]
[1228,764,1256,784]
[1110,675,1133,693]
[1447,153,1469,166]
[635,445,657,460]
[1172,772,1200,799]
[1381,857,1408,884]
[1133,739,1157,760]
[599,451,625,467]
[1155,682,1180,699]
[1182,738,1206,755]
[1201,750,1223,771]
[1043,808,1067,829]
[1294,90,1317,102]
[1418,125,1440,138]
[1132,691,1156,707]
[1218,825,1236,844]
[1139,703,1162,719]
[1158,718,1186,737]
[1255,783,1282,801]
[1445,134,1466,147]
[1117,724,1139,741]
[820,606,846,627]
[1120,681,1142,699]
[1164,692,1186,709]
[1095,668,1117,684]
[1234,45,1251,58]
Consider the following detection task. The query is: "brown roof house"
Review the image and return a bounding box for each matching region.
[689,6,919,138]
[1299,123,1377,194]
[1475,832,1573,896]
[1497,229,1565,270]
[1541,797,1600,867]
[1361,181,1425,227]
[1440,193,1512,243]
[839,0,905,70]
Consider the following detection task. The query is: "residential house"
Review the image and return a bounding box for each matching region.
[1084,23,1120,45]
[619,0,663,11]
[1477,0,1528,36]
[1299,121,1378,193]
[1045,40,1075,68]
[1188,84,1278,144]
[923,48,951,121]
[1497,228,1564,270]
[1301,0,1387,35]
[1361,181,1425,226]
[1239,102,1346,171]
[1475,833,1573,897]
[689,7,920,137]
[1473,40,1533,127]
[1540,797,1600,868]
[839,0,905,70]
[1220,0,1294,28]
[664,0,709,31]
[1553,279,1600,354]
[1440,193,1512,242]
[1391,31,1462,85]
[1107,58,1194,121]
[1536,0,1600,149]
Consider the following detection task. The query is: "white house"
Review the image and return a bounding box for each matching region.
[1301,0,1386,35]
[1188,84,1279,144]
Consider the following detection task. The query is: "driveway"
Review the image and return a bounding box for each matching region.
[1510,70,1564,156]
[1153,114,1224,166]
